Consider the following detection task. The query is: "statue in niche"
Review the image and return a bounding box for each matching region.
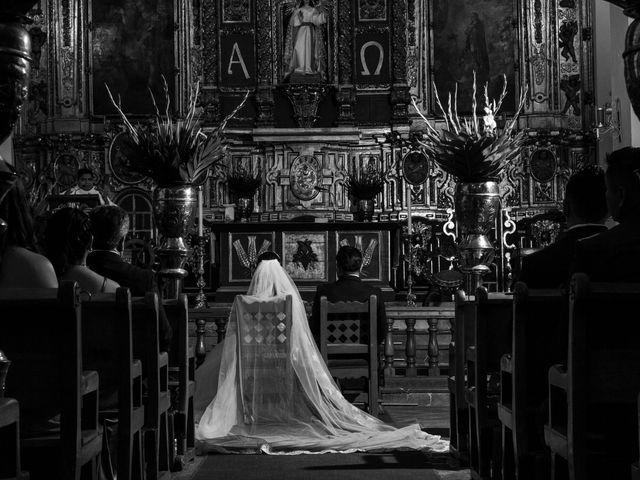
[282,0,328,83]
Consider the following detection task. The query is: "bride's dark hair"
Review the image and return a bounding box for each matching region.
[257,251,281,264]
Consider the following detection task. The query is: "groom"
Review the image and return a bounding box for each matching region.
[310,245,387,349]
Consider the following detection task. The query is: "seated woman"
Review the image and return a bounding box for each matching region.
[44,207,119,294]
[0,160,58,289]
[195,251,447,454]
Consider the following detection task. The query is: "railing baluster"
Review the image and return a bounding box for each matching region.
[384,316,395,377]
[405,317,417,376]
[195,317,207,366]
[215,317,227,344]
[428,317,440,376]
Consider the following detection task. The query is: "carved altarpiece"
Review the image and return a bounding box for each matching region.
[13,0,597,293]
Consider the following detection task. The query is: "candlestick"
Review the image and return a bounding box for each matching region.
[407,184,412,235]
[197,186,204,237]
[194,234,208,309]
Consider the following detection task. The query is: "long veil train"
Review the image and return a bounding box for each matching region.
[195,259,448,454]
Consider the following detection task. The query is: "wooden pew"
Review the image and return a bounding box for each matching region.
[131,293,171,480]
[0,281,102,480]
[164,294,195,469]
[465,288,513,480]
[0,398,29,480]
[498,283,565,480]
[633,393,640,480]
[544,274,640,480]
[82,288,145,480]
[449,289,476,460]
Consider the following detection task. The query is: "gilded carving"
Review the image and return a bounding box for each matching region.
[256,1,272,84]
[202,0,218,85]
[289,155,321,200]
[223,0,250,23]
[337,0,353,84]
[390,0,407,83]
[358,0,386,21]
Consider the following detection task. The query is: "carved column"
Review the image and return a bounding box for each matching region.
[52,0,86,120]
[201,0,220,124]
[255,0,274,126]
[337,0,355,125]
[390,0,409,124]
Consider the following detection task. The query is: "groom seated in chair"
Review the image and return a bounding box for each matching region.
[311,245,387,351]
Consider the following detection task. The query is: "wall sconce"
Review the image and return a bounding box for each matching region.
[594,99,621,142]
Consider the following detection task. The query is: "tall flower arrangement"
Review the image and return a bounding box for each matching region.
[412,74,528,182]
[107,78,249,187]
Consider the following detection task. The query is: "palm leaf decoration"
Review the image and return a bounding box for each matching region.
[106,77,249,187]
[412,74,527,183]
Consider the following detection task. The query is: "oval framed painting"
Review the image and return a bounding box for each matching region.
[402,151,430,185]
[529,148,557,184]
[108,132,146,185]
[289,155,321,201]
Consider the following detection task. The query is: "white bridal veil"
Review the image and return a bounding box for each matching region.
[195,259,448,454]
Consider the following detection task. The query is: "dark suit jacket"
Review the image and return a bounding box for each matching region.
[87,250,172,351]
[311,275,387,348]
[519,224,607,288]
[571,221,640,282]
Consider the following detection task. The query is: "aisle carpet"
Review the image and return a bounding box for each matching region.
[192,450,466,480]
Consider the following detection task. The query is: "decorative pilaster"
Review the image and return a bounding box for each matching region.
[390,0,409,124]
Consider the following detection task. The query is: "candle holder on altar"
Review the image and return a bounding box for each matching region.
[194,235,209,309]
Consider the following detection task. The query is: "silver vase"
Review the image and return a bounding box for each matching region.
[153,185,196,299]
[235,197,254,222]
[356,199,375,222]
[455,181,501,292]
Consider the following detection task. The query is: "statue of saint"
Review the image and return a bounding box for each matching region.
[283,0,328,83]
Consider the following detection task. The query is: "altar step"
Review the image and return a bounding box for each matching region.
[381,376,449,407]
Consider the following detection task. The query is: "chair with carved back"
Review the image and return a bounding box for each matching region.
[319,295,379,417]
[465,288,513,480]
[82,288,145,480]
[0,281,102,480]
[498,283,565,480]
[163,294,195,470]
[131,292,171,480]
[449,289,476,461]
[544,274,640,480]
[0,398,29,480]
[236,295,294,424]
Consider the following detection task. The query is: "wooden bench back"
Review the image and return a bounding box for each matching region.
[0,281,84,471]
[81,288,137,412]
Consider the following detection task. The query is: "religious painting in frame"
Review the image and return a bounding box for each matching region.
[88,0,176,116]
[336,231,388,282]
[282,232,328,282]
[229,232,277,282]
[431,0,517,114]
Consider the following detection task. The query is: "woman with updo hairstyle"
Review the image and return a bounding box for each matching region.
[44,207,119,293]
[0,159,58,289]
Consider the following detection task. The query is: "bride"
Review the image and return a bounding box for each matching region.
[195,252,447,454]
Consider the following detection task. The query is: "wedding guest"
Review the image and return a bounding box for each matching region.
[87,205,172,350]
[518,166,608,288]
[311,245,387,348]
[0,159,57,289]
[571,147,640,280]
[44,207,119,294]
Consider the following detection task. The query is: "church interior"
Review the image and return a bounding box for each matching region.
[1,0,640,478]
